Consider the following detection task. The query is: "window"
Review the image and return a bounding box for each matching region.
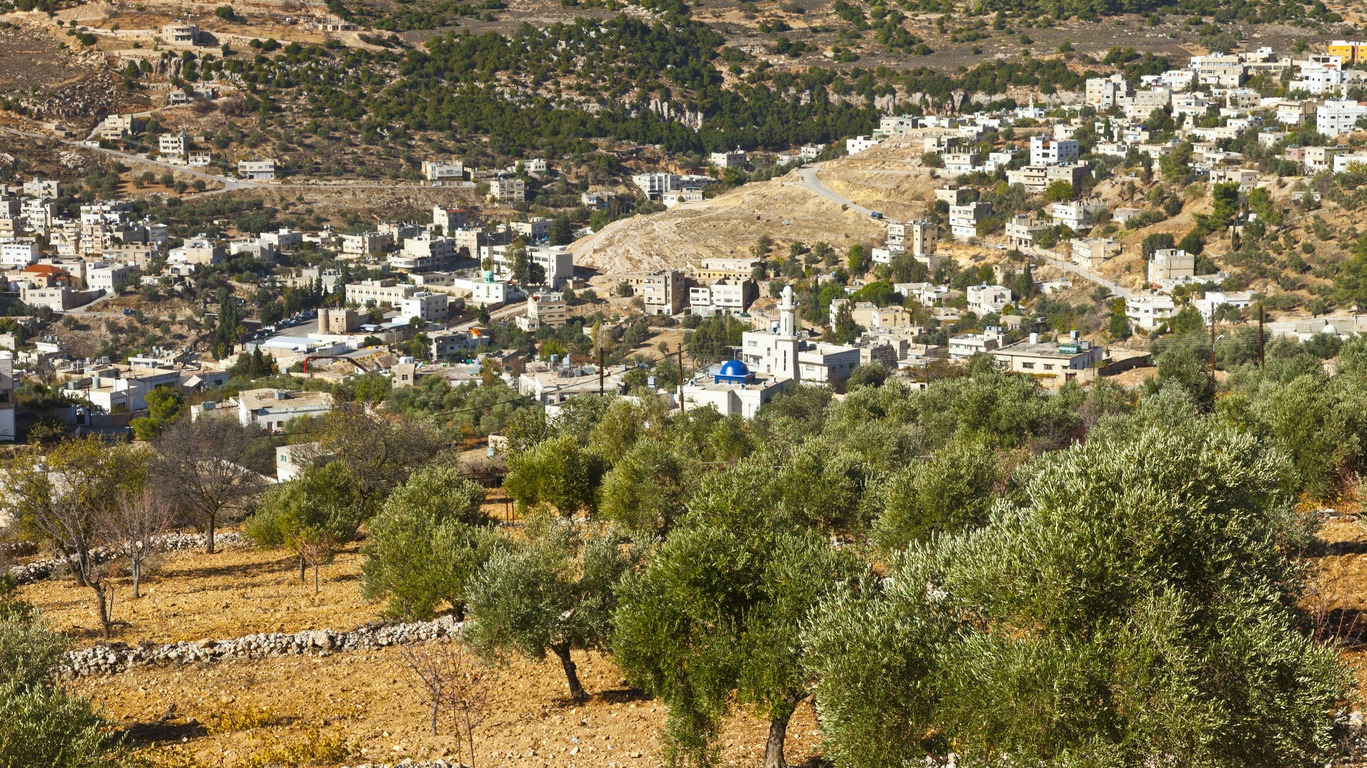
[1044,364,1055,371]
[1022,362,1035,369]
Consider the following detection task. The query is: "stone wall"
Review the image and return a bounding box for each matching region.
[9,532,249,585]
[63,615,463,678]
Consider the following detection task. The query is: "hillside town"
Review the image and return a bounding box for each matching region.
[10,15,1367,767]
[4,40,1367,445]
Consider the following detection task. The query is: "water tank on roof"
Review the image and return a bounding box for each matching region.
[550,354,560,365]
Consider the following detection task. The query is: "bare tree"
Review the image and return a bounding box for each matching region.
[103,489,175,599]
[294,529,334,595]
[0,438,149,638]
[154,416,266,554]
[401,640,490,767]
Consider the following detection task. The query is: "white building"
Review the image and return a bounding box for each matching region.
[489,177,526,203]
[680,359,789,420]
[846,135,881,155]
[1192,290,1254,321]
[966,284,1013,316]
[1029,137,1079,167]
[1149,248,1195,284]
[422,160,465,182]
[1317,100,1367,137]
[1126,294,1177,330]
[158,132,189,157]
[1049,201,1106,233]
[949,202,990,240]
[234,389,334,433]
[238,159,277,181]
[709,149,747,168]
[0,241,39,268]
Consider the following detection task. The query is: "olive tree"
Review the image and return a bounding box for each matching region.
[0,592,109,767]
[362,463,501,620]
[246,461,369,589]
[870,439,1002,552]
[503,433,608,515]
[153,416,265,554]
[465,518,631,702]
[613,521,858,768]
[806,408,1350,768]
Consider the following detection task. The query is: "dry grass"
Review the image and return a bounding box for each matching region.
[28,537,823,767]
[19,539,378,648]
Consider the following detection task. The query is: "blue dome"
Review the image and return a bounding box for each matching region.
[718,359,750,377]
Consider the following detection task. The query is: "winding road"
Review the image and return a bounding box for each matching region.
[792,165,891,221]
[0,126,256,191]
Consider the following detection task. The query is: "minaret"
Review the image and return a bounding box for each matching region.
[778,285,797,338]
[776,285,800,383]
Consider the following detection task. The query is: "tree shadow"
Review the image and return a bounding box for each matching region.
[116,719,209,748]
[596,686,650,704]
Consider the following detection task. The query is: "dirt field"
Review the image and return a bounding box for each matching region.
[17,499,1367,768]
[23,530,823,768]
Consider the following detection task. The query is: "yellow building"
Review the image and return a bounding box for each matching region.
[1328,40,1367,64]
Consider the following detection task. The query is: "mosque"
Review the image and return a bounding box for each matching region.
[680,286,860,418]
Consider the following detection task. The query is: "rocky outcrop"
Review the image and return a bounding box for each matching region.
[9,532,249,585]
[62,615,462,678]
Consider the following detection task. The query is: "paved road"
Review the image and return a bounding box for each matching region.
[792,165,896,222]
[0,126,255,191]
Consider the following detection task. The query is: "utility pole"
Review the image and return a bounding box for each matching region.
[1209,318,1217,384]
[1257,302,1265,367]
[677,343,686,412]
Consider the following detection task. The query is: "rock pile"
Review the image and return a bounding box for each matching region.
[344,762,466,768]
[63,615,463,678]
[9,532,249,585]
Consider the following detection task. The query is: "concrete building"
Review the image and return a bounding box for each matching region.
[161,22,199,46]
[1126,294,1178,330]
[0,241,39,267]
[1193,290,1254,321]
[1006,215,1049,250]
[948,329,1003,359]
[680,359,789,419]
[1085,74,1132,109]
[638,269,686,316]
[888,219,936,258]
[1148,248,1195,284]
[739,286,860,385]
[846,135,881,155]
[1049,201,1107,233]
[709,149,747,168]
[1071,238,1122,270]
[489,177,526,203]
[235,389,334,433]
[87,263,138,294]
[432,205,468,233]
[422,160,465,182]
[689,279,755,316]
[1030,137,1079,167]
[237,159,277,181]
[1317,100,1367,137]
[949,202,990,240]
[158,132,189,157]
[520,292,568,331]
[966,284,1013,316]
[396,291,451,324]
[340,232,393,259]
[990,333,1104,385]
